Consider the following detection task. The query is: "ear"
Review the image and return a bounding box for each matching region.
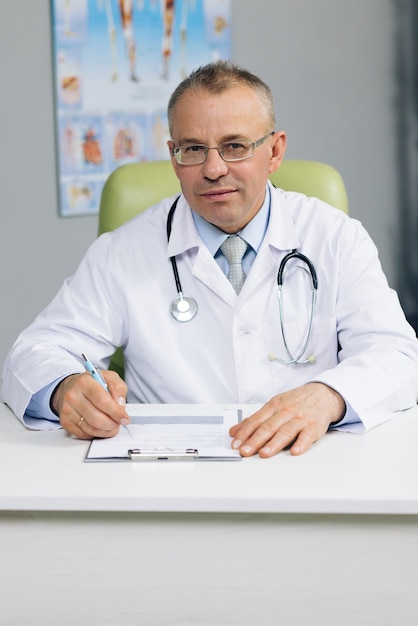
[268,131,287,174]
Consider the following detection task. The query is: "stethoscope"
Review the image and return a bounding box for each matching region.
[167,197,318,364]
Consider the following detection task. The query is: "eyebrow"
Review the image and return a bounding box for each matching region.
[177,133,251,145]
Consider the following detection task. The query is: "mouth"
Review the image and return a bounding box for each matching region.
[200,189,237,201]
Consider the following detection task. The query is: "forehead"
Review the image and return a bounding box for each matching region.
[170,85,269,141]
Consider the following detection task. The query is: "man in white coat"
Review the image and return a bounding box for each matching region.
[2,61,418,458]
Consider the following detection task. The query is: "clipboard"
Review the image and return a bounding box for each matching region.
[128,448,199,461]
[85,405,243,462]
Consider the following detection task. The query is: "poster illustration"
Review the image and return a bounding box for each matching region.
[51,0,232,216]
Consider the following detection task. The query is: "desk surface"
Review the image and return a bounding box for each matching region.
[1,402,417,515]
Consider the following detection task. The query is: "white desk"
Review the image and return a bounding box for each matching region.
[0,402,417,625]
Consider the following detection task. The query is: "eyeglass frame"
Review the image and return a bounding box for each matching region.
[171,131,276,165]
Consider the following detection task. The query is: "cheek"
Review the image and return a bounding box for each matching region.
[176,169,198,191]
[239,168,265,196]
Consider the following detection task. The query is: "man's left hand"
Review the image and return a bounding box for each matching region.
[229,382,345,458]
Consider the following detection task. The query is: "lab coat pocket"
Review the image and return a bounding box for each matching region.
[265,316,339,386]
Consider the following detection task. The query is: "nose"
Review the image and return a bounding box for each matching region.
[201,146,229,180]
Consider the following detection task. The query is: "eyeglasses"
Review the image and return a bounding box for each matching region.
[171,131,275,165]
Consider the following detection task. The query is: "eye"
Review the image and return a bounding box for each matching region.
[223,142,246,151]
[183,145,206,153]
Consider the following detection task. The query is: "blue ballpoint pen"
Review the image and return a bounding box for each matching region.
[81,353,132,437]
[82,353,109,390]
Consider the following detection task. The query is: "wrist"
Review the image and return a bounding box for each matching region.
[49,374,79,416]
[307,382,346,424]
[327,387,346,424]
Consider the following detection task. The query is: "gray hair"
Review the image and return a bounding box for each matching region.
[167,60,276,136]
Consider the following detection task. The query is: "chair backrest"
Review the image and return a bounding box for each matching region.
[269,160,349,214]
[98,159,348,235]
[98,159,348,376]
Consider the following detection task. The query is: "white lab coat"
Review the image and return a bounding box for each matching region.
[2,183,418,430]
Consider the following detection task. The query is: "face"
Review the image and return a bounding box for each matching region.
[168,86,287,234]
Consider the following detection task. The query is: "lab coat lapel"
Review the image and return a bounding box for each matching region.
[243,185,301,290]
[267,183,301,251]
[166,196,235,304]
[166,195,201,257]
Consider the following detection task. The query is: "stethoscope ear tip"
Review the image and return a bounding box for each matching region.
[267,352,316,365]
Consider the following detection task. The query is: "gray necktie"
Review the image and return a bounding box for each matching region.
[220,235,248,294]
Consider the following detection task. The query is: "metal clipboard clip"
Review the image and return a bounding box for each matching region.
[128,448,199,461]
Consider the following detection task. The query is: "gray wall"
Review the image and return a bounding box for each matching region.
[0,0,401,369]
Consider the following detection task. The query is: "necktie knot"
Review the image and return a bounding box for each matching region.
[220,235,248,294]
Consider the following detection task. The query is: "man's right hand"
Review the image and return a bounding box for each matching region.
[52,370,130,439]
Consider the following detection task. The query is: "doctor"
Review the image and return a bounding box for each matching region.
[2,61,418,457]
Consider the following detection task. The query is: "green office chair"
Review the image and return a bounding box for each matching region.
[98,159,349,375]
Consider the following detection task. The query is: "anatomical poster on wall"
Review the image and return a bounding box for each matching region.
[51,0,231,216]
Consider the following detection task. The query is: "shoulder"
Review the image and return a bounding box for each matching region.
[269,184,374,256]
[270,184,364,234]
[270,183,346,221]
[96,194,182,248]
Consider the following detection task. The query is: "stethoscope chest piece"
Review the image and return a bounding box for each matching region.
[170,294,198,322]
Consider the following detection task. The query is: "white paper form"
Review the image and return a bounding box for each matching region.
[85,405,242,461]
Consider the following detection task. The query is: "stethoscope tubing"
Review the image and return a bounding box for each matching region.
[277,284,317,364]
[274,248,318,364]
[277,249,318,289]
[166,197,182,294]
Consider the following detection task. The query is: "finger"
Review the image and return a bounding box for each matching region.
[70,414,119,439]
[83,376,130,426]
[236,418,299,457]
[102,371,128,403]
[75,393,122,436]
[100,371,130,424]
[229,407,276,450]
[258,419,329,458]
[59,380,124,438]
[287,422,327,456]
[75,415,120,440]
[73,415,95,440]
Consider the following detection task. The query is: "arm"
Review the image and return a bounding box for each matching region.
[1,233,127,425]
[230,205,418,457]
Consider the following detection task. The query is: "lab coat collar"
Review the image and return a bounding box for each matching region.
[166,182,301,258]
[166,195,232,302]
[165,184,302,305]
[265,181,301,252]
[166,194,202,258]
